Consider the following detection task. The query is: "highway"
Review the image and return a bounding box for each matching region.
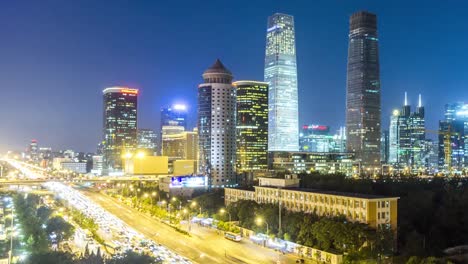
[82,189,299,264]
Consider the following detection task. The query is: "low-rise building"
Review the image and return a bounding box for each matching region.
[268,151,358,176]
[225,177,398,230]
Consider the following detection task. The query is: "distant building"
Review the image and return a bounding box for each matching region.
[268,151,358,176]
[225,176,399,231]
[161,104,188,130]
[388,93,426,173]
[53,158,86,174]
[137,129,158,155]
[233,81,269,172]
[102,87,138,171]
[162,128,198,161]
[438,102,468,172]
[381,130,389,164]
[300,125,347,153]
[346,11,381,171]
[264,13,299,152]
[28,139,38,161]
[91,155,103,175]
[198,59,237,188]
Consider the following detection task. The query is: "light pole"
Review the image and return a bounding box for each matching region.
[256,217,269,234]
[191,201,202,216]
[8,208,14,264]
[183,208,191,232]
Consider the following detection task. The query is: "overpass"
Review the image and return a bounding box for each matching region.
[0,177,160,185]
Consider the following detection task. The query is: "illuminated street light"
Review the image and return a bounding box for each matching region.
[256,217,269,234]
[219,208,231,223]
[136,152,145,159]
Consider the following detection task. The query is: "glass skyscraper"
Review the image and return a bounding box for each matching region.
[198,59,237,188]
[160,104,188,130]
[264,13,299,151]
[102,87,138,171]
[233,81,269,172]
[346,11,381,171]
[137,128,158,155]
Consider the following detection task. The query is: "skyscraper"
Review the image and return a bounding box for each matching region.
[264,13,299,151]
[233,81,269,172]
[388,93,426,173]
[198,59,237,188]
[102,87,138,171]
[346,11,381,171]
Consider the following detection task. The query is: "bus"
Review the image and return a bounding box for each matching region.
[224,232,242,242]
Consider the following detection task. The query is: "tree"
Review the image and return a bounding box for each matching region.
[37,206,52,223]
[46,216,75,247]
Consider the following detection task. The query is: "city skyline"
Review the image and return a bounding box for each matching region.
[1,1,468,153]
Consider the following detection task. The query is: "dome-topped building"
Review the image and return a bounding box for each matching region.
[198,59,237,188]
[202,59,233,84]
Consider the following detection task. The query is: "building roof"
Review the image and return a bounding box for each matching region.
[203,59,232,76]
[255,186,399,200]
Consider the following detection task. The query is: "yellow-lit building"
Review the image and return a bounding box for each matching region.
[124,155,168,175]
[233,81,269,172]
[225,177,398,230]
[162,128,198,161]
[172,160,197,176]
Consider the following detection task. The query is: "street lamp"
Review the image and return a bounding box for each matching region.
[219,208,231,223]
[183,208,191,231]
[256,217,269,234]
[191,201,202,215]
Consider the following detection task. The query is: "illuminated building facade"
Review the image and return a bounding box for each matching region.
[161,104,188,129]
[198,59,237,188]
[28,139,39,161]
[438,102,468,171]
[233,81,268,172]
[137,128,158,155]
[346,11,381,171]
[300,125,347,153]
[102,87,138,171]
[388,94,426,173]
[264,13,299,152]
[268,151,357,176]
[225,177,399,231]
[162,128,198,161]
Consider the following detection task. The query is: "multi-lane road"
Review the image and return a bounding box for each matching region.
[83,189,299,264]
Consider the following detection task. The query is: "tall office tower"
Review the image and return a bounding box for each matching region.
[389,93,426,173]
[233,81,269,172]
[346,11,381,172]
[102,87,138,171]
[137,129,158,155]
[438,102,468,171]
[264,13,299,151]
[198,59,237,188]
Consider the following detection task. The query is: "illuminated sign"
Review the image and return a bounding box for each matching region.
[170,176,207,188]
[120,89,138,94]
[303,125,329,131]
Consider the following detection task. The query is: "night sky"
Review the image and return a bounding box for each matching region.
[1,0,467,153]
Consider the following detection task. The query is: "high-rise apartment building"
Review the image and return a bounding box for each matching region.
[264,13,299,151]
[102,87,138,171]
[233,81,269,172]
[198,59,237,188]
[346,11,381,171]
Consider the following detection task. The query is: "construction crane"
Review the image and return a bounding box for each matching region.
[424,124,461,173]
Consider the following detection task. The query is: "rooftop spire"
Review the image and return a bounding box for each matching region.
[418,94,422,107]
[404,92,408,106]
